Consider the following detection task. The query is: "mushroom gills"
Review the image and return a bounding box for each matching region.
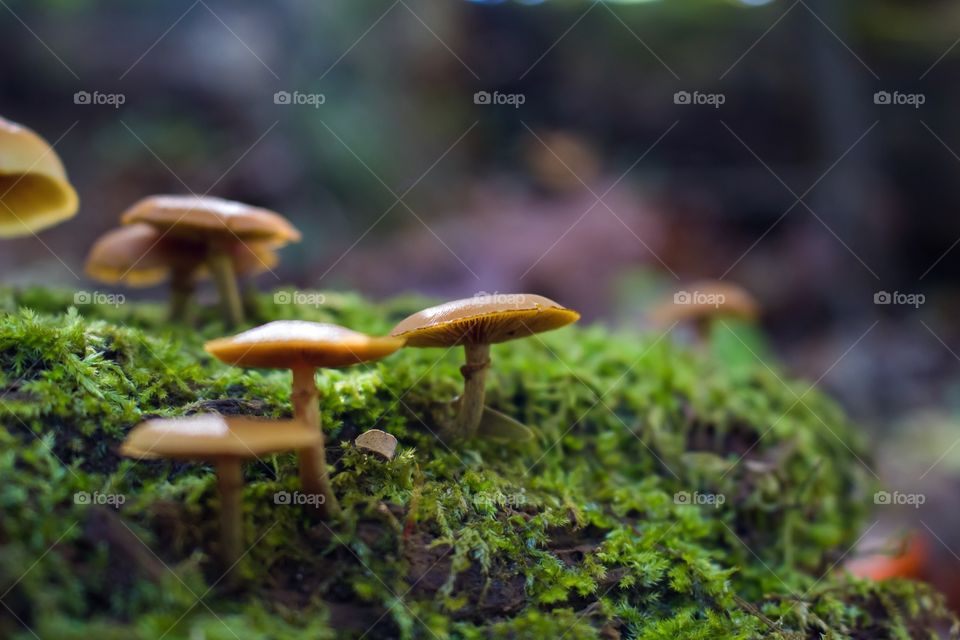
[0,174,73,234]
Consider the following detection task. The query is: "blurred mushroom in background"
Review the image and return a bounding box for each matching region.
[84,223,281,322]
[0,116,79,239]
[121,195,300,326]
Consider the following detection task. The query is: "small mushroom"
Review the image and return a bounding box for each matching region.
[119,414,320,572]
[85,224,279,322]
[391,293,579,441]
[652,280,759,341]
[85,224,203,320]
[355,428,398,460]
[0,116,79,237]
[85,224,193,287]
[204,321,405,517]
[121,195,300,326]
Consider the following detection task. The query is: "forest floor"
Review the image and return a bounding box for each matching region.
[0,287,956,639]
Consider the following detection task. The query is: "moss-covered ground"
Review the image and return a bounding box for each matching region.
[0,287,956,639]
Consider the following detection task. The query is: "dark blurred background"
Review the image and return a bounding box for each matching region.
[3,0,960,601]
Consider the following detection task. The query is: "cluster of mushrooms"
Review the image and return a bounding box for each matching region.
[85,195,301,326]
[0,116,759,576]
[88,202,586,570]
[123,294,580,571]
[79,197,584,571]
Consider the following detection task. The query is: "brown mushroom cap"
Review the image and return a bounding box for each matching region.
[355,428,398,460]
[0,117,79,238]
[121,195,301,245]
[205,320,405,369]
[653,281,759,326]
[120,414,320,460]
[84,224,201,287]
[85,224,278,287]
[390,293,580,348]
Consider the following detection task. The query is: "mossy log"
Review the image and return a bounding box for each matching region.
[0,288,955,639]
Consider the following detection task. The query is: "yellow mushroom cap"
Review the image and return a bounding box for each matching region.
[84,224,199,287]
[120,414,320,460]
[121,195,301,245]
[653,281,760,326]
[0,117,79,238]
[205,320,405,369]
[86,224,280,287]
[390,293,580,348]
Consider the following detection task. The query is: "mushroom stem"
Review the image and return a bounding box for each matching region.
[291,365,319,427]
[241,281,262,321]
[291,365,340,518]
[169,264,196,323]
[216,457,244,576]
[453,342,491,440]
[207,247,244,327]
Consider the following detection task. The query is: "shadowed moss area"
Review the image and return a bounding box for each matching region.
[0,287,956,639]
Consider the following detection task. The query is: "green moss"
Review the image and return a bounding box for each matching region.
[0,287,956,639]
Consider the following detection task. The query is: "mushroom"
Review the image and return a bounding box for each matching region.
[0,116,79,237]
[121,195,300,326]
[84,224,279,322]
[390,293,580,441]
[652,280,759,341]
[204,321,405,517]
[120,414,320,572]
[85,223,204,320]
[355,428,398,460]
